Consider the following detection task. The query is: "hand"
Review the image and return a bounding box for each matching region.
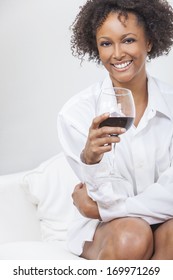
[82,113,126,164]
[72,183,101,220]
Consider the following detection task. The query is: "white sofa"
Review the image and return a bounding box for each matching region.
[0,153,83,260]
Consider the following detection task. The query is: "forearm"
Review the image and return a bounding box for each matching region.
[80,199,101,220]
[72,183,101,220]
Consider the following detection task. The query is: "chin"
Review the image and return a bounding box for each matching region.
[111,73,136,86]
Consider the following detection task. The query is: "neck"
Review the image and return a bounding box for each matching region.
[130,75,148,106]
[112,72,148,105]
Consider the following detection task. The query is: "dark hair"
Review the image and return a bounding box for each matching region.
[70,0,173,63]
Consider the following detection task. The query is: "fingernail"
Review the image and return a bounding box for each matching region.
[121,128,126,133]
[104,112,109,116]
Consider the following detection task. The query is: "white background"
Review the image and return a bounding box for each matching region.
[0,0,173,175]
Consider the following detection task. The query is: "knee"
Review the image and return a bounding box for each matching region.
[115,226,153,259]
[155,219,173,244]
[99,219,153,260]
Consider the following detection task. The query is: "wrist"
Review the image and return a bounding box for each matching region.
[80,150,101,165]
[85,199,101,220]
[80,150,87,164]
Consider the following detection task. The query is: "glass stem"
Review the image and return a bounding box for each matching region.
[111,143,116,174]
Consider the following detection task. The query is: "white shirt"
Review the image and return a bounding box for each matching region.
[57,74,173,253]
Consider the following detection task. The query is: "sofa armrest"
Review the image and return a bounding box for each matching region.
[0,172,41,244]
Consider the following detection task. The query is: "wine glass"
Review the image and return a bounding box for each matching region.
[97,87,135,179]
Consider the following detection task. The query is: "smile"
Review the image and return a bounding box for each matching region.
[112,60,132,70]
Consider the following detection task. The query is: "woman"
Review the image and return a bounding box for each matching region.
[58,0,173,259]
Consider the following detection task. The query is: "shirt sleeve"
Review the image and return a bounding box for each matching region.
[84,165,173,224]
[58,99,173,225]
[81,159,134,214]
[58,111,135,211]
[90,141,173,224]
[124,165,173,224]
[57,112,85,182]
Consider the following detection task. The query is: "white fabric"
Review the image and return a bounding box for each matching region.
[57,74,173,255]
[0,241,83,260]
[0,153,85,259]
[22,153,79,241]
[0,176,41,243]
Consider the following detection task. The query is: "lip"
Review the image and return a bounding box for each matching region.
[111,60,133,72]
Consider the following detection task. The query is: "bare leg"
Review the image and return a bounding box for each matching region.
[80,217,153,260]
[152,218,173,260]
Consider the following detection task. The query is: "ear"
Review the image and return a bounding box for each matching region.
[147,41,153,53]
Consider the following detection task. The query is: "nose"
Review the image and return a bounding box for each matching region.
[112,44,124,60]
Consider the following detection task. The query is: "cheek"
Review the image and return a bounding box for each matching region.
[98,48,112,62]
[136,51,148,64]
[131,44,148,59]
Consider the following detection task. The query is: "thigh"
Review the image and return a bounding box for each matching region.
[80,217,153,260]
[152,219,173,260]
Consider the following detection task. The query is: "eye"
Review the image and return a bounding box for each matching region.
[123,38,136,44]
[99,41,112,47]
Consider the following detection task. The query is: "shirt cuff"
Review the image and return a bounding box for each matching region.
[81,154,112,190]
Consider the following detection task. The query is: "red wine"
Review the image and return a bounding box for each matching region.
[99,116,134,130]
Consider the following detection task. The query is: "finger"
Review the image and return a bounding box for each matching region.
[96,135,121,146]
[88,137,119,155]
[74,182,83,190]
[98,126,126,136]
[91,113,110,129]
[89,126,126,146]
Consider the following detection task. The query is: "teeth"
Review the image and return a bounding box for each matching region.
[114,61,131,69]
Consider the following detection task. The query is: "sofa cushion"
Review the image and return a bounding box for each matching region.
[22,153,79,241]
[0,241,82,260]
[0,178,41,243]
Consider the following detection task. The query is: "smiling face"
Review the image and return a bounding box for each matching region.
[96,12,152,87]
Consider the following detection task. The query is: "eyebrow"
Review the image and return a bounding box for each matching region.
[97,33,137,40]
[121,33,137,39]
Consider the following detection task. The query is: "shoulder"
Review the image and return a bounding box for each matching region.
[58,78,106,133]
[149,75,173,120]
[152,76,173,95]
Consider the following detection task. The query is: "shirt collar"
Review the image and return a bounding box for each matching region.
[101,74,113,90]
[101,74,173,121]
[147,75,173,121]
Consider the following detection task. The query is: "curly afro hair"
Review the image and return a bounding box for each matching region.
[70,0,173,63]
